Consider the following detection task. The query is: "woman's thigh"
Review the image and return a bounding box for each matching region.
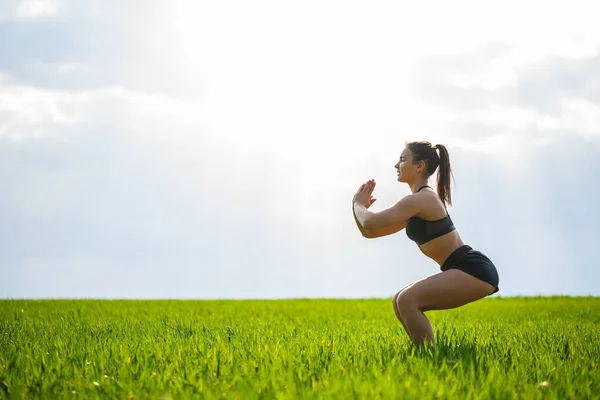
[401,269,496,312]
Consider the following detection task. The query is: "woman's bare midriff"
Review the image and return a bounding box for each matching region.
[417,230,466,267]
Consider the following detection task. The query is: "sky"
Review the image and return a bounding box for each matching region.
[1,0,599,299]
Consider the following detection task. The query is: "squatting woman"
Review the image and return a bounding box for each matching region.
[352,141,499,348]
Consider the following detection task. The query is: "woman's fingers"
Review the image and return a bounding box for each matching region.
[358,179,376,194]
[356,184,365,196]
[367,180,375,192]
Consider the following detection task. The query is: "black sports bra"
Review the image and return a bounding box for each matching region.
[405,185,456,245]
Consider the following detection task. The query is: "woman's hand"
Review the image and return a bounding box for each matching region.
[353,179,377,209]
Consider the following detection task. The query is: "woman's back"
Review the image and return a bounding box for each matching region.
[407,187,465,266]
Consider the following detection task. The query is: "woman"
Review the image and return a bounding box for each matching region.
[352,141,499,348]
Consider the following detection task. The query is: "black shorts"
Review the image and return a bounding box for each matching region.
[441,245,499,294]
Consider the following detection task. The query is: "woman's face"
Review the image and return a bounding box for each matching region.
[394,147,423,183]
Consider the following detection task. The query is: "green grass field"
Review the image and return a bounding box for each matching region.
[1,297,599,399]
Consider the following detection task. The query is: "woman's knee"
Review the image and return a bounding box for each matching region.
[396,289,419,315]
[392,290,403,312]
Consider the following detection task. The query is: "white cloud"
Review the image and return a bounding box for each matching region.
[411,43,600,156]
[26,60,82,75]
[557,99,600,137]
[0,0,61,19]
[17,0,60,17]
[33,0,593,160]
[0,80,81,140]
[57,63,77,74]
[0,76,209,141]
[3,0,600,298]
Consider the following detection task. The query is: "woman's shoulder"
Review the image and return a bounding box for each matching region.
[411,190,448,220]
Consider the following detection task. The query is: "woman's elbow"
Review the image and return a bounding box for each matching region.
[362,229,375,239]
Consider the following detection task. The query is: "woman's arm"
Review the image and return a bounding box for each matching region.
[354,195,418,230]
[352,179,416,238]
[353,205,374,238]
[353,205,406,238]
[366,220,407,238]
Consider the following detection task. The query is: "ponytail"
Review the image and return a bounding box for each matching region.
[435,144,453,207]
[406,141,454,206]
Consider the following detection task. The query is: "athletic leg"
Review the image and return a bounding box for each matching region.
[395,269,496,347]
[392,288,412,340]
